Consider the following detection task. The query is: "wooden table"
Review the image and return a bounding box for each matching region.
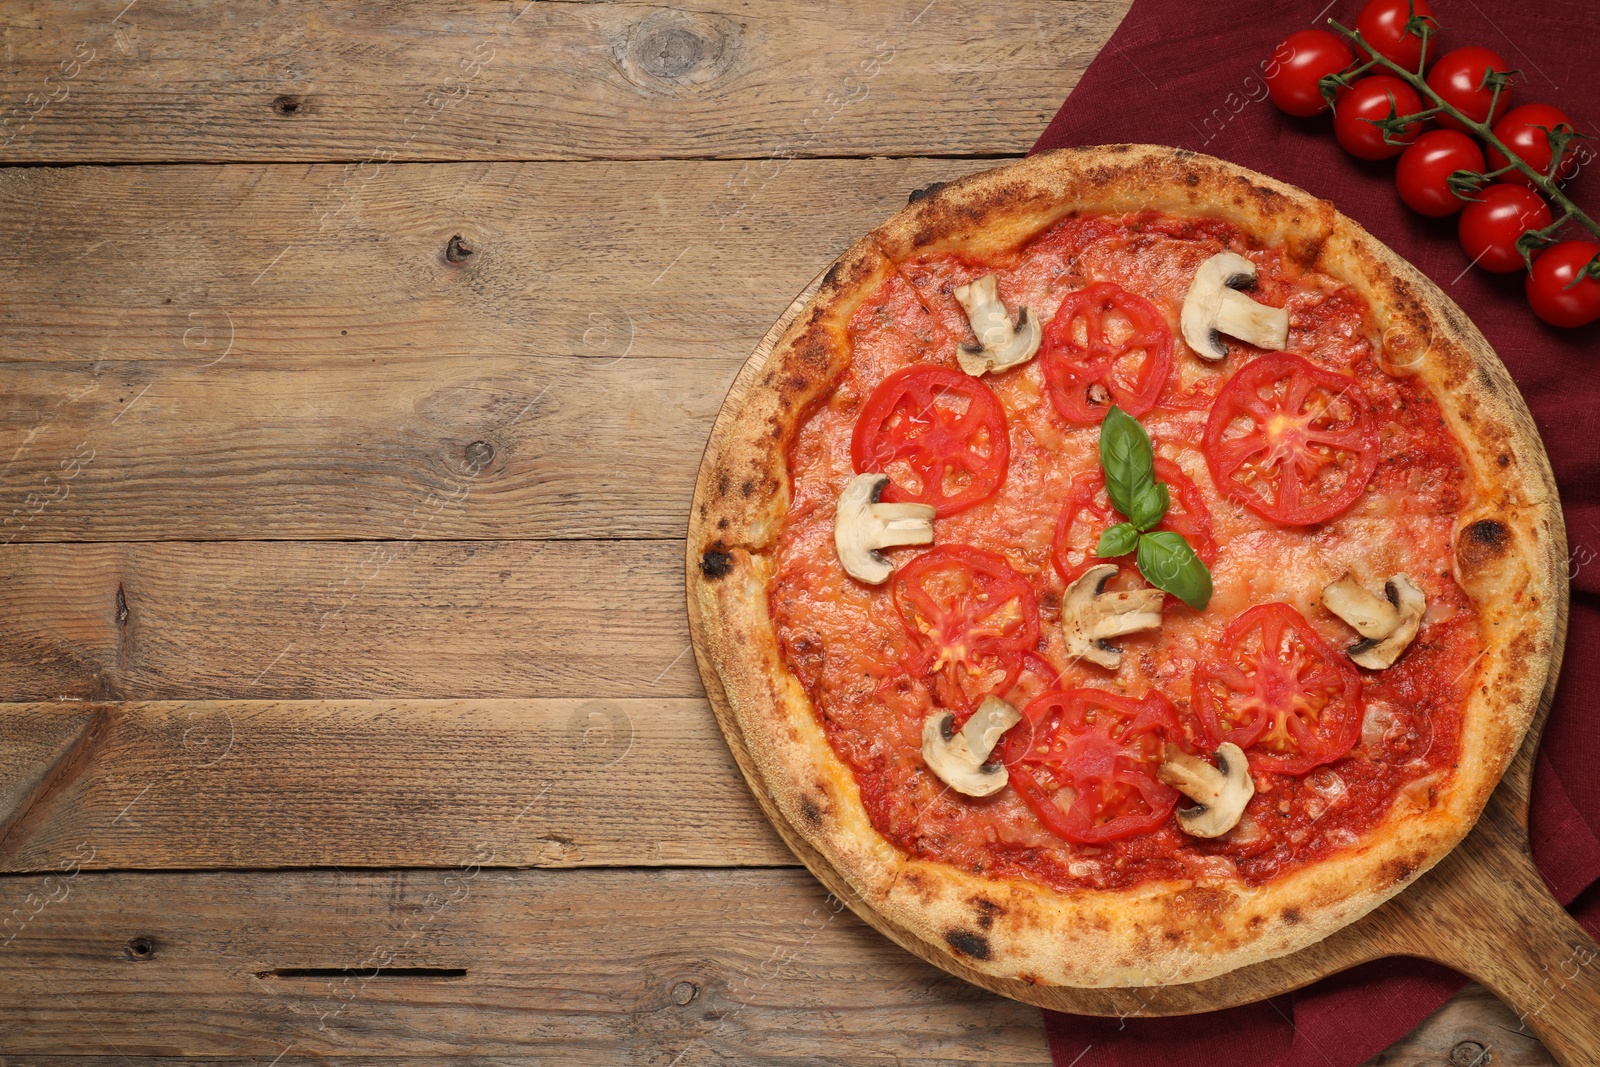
[0,2,1558,1062]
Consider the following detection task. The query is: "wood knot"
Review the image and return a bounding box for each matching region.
[618,10,737,93]
[271,95,303,116]
[463,440,494,471]
[1450,1040,1488,1067]
[445,234,474,263]
[670,980,698,1005]
[124,937,155,961]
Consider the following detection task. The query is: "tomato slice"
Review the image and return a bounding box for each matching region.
[1193,602,1363,776]
[1204,353,1378,525]
[851,365,1010,518]
[1050,458,1217,585]
[1041,282,1174,424]
[891,545,1040,712]
[1002,688,1181,844]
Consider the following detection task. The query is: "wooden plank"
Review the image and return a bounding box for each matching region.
[0,157,994,541]
[0,699,788,873]
[0,0,1124,164]
[0,540,700,701]
[0,866,1051,1062]
[1366,983,1554,1066]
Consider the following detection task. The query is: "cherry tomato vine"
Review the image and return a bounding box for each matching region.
[1265,1,1600,327]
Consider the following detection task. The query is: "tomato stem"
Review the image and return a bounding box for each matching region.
[1327,19,1600,252]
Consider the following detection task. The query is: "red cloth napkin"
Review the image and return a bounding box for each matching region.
[1031,2,1600,1063]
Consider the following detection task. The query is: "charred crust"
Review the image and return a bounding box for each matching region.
[1458,518,1511,574]
[944,929,992,960]
[1497,453,1511,467]
[821,260,842,288]
[797,794,823,831]
[716,472,730,497]
[1381,856,1419,887]
[740,478,756,498]
[700,548,734,580]
[907,180,948,204]
[971,896,1006,931]
[1281,907,1302,926]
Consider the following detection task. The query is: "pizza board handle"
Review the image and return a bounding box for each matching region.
[1394,791,1600,1065]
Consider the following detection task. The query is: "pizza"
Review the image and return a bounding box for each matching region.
[688,145,1563,987]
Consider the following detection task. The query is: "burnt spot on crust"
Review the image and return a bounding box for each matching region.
[700,548,734,580]
[1248,915,1264,929]
[797,337,833,371]
[1498,453,1511,467]
[1458,518,1511,575]
[1281,907,1303,926]
[821,260,842,289]
[740,478,756,498]
[944,929,992,960]
[907,180,947,204]
[970,896,1006,931]
[1381,855,1420,888]
[716,472,731,497]
[899,868,935,904]
[1184,171,1199,186]
[797,793,823,831]
[717,517,729,529]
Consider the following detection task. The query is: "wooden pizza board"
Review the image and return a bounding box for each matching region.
[686,267,1600,1065]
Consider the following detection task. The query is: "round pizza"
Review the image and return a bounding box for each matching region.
[688,145,1563,987]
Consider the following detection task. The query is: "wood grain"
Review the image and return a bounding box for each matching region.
[0,0,1125,164]
[0,158,994,542]
[1367,984,1556,1066]
[0,540,700,702]
[0,699,789,873]
[0,866,1051,1062]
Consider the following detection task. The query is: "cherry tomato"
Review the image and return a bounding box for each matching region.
[1525,242,1600,329]
[1003,687,1181,844]
[1204,353,1379,526]
[852,365,1010,517]
[1395,130,1486,216]
[1457,183,1552,273]
[1425,46,1513,134]
[1192,603,1364,775]
[1333,76,1425,160]
[1353,0,1437,72]
[1040,282,1173,425]
[1051,459,1216,585]
[891,545,1040,711]
[1487,103,1580,186]
[1264,30,1354,118]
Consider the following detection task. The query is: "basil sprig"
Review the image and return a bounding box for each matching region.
[1093,406,1213,611]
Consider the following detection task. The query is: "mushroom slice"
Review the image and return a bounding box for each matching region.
[921,696,1022,798]
[952,274,1042,376]
[1062,564,1165,670]
[1322,573,1427,670]
[1180,252,1290,360]
[1158,742,1254,838]
[833,473,935,584]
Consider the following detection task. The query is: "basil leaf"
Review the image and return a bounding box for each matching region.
[1126,479,1170,532]
[1096,522,1140,558]
[1136,530,1213,611]
[1098,406,1156,520]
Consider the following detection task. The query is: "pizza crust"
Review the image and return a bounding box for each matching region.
[690,145,1565,988]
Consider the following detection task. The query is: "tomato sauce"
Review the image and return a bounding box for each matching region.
[769,211,1481,892]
